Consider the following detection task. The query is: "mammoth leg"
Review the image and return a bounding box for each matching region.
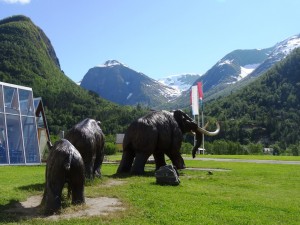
[71,185,84,205]
[69,160,85,205]
[84,161,94,179]
[166,152,186,170]
[131,152,151,175]
[93,140,105,177]
[93,152,104,178]
[117,151,135,173]
[44,179,64,215]
[153,152,166,170]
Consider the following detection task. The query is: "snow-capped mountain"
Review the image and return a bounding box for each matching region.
[248,34,300,79]
[158,74,201,94]
[165,33,300,109]
[215,58,262,84]
[80,60,179,106]
[272,34,300,59]
[195,48,273,92]
[79,34,300,109]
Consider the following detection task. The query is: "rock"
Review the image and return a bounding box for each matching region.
[155,165,180,186]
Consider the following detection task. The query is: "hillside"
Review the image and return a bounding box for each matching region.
[207,34,300,101]
[206,47,300,149]
[80,60,178,106]
[0,15,147,135]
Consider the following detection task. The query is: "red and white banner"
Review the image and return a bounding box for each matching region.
[191,85,199,115]
[191,82,204,115]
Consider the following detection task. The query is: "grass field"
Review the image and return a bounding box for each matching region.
[0,155,299,224]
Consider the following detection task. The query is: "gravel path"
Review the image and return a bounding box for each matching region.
[188,157,300,165]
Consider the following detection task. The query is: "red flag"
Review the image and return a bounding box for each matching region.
[197,82,203,100]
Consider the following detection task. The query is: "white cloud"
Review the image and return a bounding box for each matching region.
[1,0,31,4]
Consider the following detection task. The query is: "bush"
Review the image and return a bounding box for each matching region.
[180,142,194,154]
[104,142,117,155]
[246,143,263,155]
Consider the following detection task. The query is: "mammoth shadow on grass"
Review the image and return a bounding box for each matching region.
[111,169,156,179]
[1,197,44,223]
[17,183,45,192]
[0,183,44,222]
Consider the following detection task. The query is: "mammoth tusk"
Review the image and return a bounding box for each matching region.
[203,121,209,130]
[197,122,220,136]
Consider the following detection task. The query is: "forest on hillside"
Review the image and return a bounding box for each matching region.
[204,48,300,155]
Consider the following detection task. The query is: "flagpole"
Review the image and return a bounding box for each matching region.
[193,115,196,147]
[201,109,205,154]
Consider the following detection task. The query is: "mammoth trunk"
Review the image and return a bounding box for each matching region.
[192,132,203,158]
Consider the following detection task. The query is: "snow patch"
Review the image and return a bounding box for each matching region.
[96,60,128,68]
[127,93,133,100]
[272,34,300,59]
[237,63,260,81]
[218,59,233,67]
[158,74,201,95]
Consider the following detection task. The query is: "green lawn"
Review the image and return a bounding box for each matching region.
[0,156,299,224]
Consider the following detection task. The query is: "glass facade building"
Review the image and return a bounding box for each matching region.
[0,82,40,165]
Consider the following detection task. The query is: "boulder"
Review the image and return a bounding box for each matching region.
[155,165,180,186]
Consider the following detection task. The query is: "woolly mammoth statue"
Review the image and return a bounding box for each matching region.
[43,139,85,215]
[65,118,105,179]
[117,110,220,174]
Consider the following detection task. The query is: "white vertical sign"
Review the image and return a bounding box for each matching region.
[191,85,199,115]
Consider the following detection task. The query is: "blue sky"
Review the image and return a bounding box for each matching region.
[1,0,300,82]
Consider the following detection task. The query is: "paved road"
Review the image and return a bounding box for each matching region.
[186,157,300,165]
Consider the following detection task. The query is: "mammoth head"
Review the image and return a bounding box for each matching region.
[173,110,220,158]
[173,110,220,136]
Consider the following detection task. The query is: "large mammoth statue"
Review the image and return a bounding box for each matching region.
[65,118,105,179]
[117,110,220,174]
[43,139,85,215]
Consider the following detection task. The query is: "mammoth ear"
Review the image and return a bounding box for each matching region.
[173,110,184,130]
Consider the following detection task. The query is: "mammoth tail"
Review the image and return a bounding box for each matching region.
[64,153,73,171]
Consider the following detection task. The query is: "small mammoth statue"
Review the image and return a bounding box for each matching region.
[117,110,220,174]
[65,118,105,179]
[42,139,85,215]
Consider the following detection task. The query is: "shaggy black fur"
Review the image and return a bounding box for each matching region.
[65,118,105,179]
[117,110,200,174]
[43,139,85,215]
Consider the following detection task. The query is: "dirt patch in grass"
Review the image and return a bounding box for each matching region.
[5,179,126,220]
[6,195,125,220]
[102,179,125,187]
[47,196,124,220]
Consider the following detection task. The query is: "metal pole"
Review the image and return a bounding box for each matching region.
[201,110,205,154]
[193,115,196,147]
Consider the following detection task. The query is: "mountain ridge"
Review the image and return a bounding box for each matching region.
[0,15,147,135]
[80,60,179,106]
